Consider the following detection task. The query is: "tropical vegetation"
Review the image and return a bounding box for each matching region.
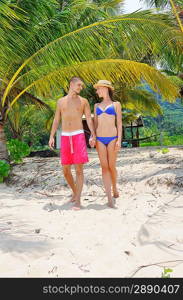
[0,0,183,163]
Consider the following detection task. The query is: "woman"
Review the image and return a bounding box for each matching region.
[92,80,122,208]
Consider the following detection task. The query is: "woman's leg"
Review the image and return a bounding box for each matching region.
[96,141,114,207]
[107,139,119,198]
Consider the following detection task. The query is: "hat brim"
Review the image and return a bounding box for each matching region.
[93,83,114,91]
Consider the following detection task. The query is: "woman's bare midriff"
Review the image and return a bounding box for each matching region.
[96,115,117,137]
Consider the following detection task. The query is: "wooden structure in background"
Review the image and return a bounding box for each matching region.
[56,114,145,149]
[82,114,144,148]
[123,116,144,147]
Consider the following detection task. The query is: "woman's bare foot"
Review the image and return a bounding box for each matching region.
[107,198,116,208]
[72,201,81,210]
[68,193,76,203]
[71,194,76,202]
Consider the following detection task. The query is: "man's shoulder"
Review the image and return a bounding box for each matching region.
[80,96,88,104]
[57,96,67,104]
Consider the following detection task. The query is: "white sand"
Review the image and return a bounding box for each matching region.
[0,147,183,278]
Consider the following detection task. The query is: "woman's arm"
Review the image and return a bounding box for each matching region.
[115,101,122,149]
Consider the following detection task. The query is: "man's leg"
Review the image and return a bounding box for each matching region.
[62,165,76,201]
[72,164,84,209]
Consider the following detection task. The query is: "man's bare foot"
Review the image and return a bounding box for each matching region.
[72,201,81,210]
[112,189,119,198]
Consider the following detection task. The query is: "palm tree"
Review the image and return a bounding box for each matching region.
[142,0,183,32]
[0,0,182,160]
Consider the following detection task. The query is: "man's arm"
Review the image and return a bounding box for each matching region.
[49,99,61,149]
[93,103,98,132]
[84,98,96,139]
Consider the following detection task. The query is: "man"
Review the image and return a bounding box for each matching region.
[49,77,96,210]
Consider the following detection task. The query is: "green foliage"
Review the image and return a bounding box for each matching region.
[0,0,182,154]
[163,134,183,146]
[141,123,160,138]
[161,147,169,154]
[0,160,10,183]
[142,0,182,9]
[0,0,181,118]
[140,141,160,147]
[7,139,30,163]
[118,86,163,117]
[4,103,52,148]
[161,267,173,278]
[30,145,50,151]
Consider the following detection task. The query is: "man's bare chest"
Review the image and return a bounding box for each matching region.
[61,102,84,116]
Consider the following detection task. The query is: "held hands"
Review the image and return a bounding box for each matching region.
[49,136,55,150]
[115,139,121,152]
[89,135,96,148]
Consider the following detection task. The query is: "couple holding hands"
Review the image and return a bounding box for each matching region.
[49,77,122,209]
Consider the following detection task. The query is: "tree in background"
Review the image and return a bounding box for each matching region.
[142,0,183,32]
[0,0,182,160]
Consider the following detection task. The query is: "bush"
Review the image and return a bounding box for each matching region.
[140,141,160,147]
[161,148,169,154]
[161,267,173,278]
[163,135,183,146]
[0,160,10,183]
[7,139,30,163]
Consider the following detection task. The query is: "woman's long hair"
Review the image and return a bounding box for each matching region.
[108,88,115,101]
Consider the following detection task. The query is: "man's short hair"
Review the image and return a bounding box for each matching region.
[69,77,83,85]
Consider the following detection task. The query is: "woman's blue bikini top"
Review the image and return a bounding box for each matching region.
[96,104,116,116]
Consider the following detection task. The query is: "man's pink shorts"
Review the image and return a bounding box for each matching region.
[60,130,89,165]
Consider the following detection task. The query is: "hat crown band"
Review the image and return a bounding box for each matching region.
[93,79,114,90]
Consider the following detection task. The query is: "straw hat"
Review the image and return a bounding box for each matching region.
[93,80,114,90]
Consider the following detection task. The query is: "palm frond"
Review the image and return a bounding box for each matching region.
[12,88,52,111]
[2,10,182,106]
[5,58,179,117]
[141,0,170,8]
[141,0,183,9]
[121,89,163,116]
[95,0,124,14]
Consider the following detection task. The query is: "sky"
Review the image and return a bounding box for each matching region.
[123,0,148,13]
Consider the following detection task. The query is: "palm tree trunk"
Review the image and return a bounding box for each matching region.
[169,0,183,33]
[0,123,9,161]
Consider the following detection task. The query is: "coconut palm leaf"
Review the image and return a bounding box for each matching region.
[92,0,124,15]
[167,75,183,87]
[0,78,52,120]
[7,102,53,141]
[122,112,141,126]
[119,89,163,116]
[142,0,183,32]
[11,88,52,111]
[1,9,182,107]
[141,0,183,9]
[6,59,178,116]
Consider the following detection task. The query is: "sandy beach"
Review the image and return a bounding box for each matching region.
[0,147,183,278]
